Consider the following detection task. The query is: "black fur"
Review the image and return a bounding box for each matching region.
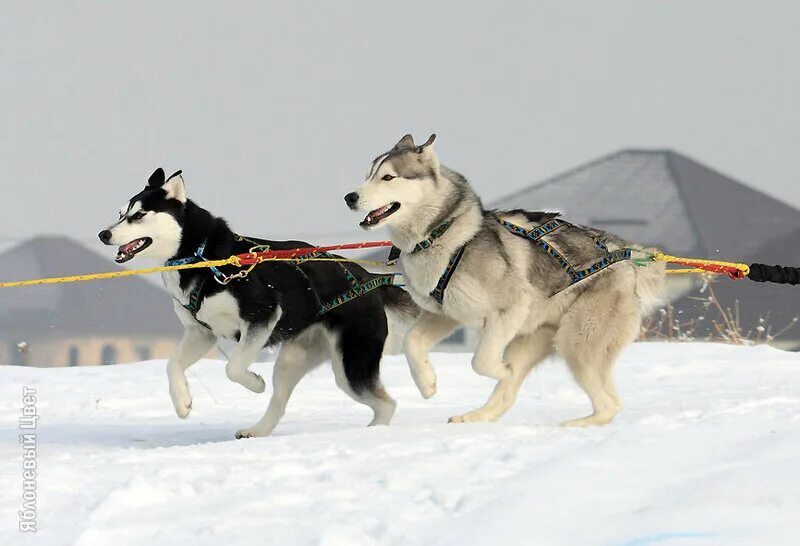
[131,183,413,394]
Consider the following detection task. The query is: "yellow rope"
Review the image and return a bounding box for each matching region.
[0,256,392,289]
[665,268,707,275]
[652,251,750,277]
[0,245,753,289]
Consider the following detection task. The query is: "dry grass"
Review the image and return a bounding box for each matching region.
[640,277,798,345]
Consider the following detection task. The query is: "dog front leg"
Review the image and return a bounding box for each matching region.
[471,300,530,381]
[167,326,217,418]
[225,320,277,394]
[403,312,459,398]
[450,328,554,423]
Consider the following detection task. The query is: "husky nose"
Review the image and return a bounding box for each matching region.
[344,192,359,208]
[98,230,112,244]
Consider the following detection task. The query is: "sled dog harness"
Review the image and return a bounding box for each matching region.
[165,237,396,329]
[397,215,634,305]
[497,218,634,284]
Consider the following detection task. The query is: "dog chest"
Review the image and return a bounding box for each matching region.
[194,291,243,338]
[162,271,186,304]
[399,252,454,311]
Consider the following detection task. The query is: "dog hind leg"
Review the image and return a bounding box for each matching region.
[557,285,640,427]
[235,337,326,439]
[329,330,396,426]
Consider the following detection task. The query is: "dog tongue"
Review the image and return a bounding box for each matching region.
[369,204,391,220]
[118,240,139,254]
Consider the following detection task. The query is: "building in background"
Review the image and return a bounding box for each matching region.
[0,237,181,366]
[492,149,800,348]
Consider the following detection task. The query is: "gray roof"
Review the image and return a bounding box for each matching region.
[491,150,800,258]
[491,150,800,337]
[0,236,181,338]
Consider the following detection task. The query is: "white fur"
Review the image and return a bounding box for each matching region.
[196,291,248,339]
[163,172,187,203]
[166,325,217,418]
[105,205,183,261]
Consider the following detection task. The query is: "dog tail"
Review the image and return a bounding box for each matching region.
[378,284,421,355]
[634,249,669,316]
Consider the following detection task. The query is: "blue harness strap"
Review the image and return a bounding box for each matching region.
[430,245,466,304]
[499,218,566,240]
[411,218,454,253]
[399,218,467,305]
[499,218,633,288]
[318,271,397,314]
[181,283,212,329]
[165,242,229,282]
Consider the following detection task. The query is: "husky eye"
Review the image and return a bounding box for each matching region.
[130,211,146,221]
[381,174,395,181]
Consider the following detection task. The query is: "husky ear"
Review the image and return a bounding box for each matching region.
[163,170,186,203]
[394,134,416,151]
[416,133,436,154]
[148,167,166,188]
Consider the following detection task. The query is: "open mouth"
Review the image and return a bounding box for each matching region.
[360,202,400,228]
[115,237,152,263]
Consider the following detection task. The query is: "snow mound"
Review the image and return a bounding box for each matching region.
[1,343,799,546]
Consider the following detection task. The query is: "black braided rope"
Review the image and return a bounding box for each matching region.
[747,263,800,285]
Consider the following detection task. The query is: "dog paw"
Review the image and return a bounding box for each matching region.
[235,427,267,439]
[448,411,496,423]
[169,373,193,418]
[171,392,192,419]
[560,413,615,428]
[245,373,266,394]
[419,380,437,399]
[412,363,438,399]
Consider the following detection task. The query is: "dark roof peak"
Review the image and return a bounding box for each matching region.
[490,148,800,259]
[0,235,181,337]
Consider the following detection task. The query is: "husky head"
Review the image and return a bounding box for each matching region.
[98,168,186,263]
[345,133,440,230]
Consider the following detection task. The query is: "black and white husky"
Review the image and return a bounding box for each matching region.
[99,168,417,438]
[346,135,666,426]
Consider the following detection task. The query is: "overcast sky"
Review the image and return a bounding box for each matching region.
[2,1,798,247]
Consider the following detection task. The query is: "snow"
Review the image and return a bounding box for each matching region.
[1,343,799,546]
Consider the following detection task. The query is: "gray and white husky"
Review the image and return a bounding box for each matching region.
[345,134,666,426]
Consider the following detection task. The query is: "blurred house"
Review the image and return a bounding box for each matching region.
[0,237,181,367]
[492,149,800,349]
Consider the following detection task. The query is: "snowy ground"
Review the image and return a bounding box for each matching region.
[1,343,799,546]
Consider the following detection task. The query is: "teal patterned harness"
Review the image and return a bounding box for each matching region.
[498,218,633,286]
[402,215,635,305]
[173,243,396,330]
[317,265,396,314]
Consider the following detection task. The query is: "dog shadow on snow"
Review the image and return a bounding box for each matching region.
[7,418,357,449]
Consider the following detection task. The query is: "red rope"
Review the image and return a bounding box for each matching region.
[664,258,748,280]
[235,240,394,265]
